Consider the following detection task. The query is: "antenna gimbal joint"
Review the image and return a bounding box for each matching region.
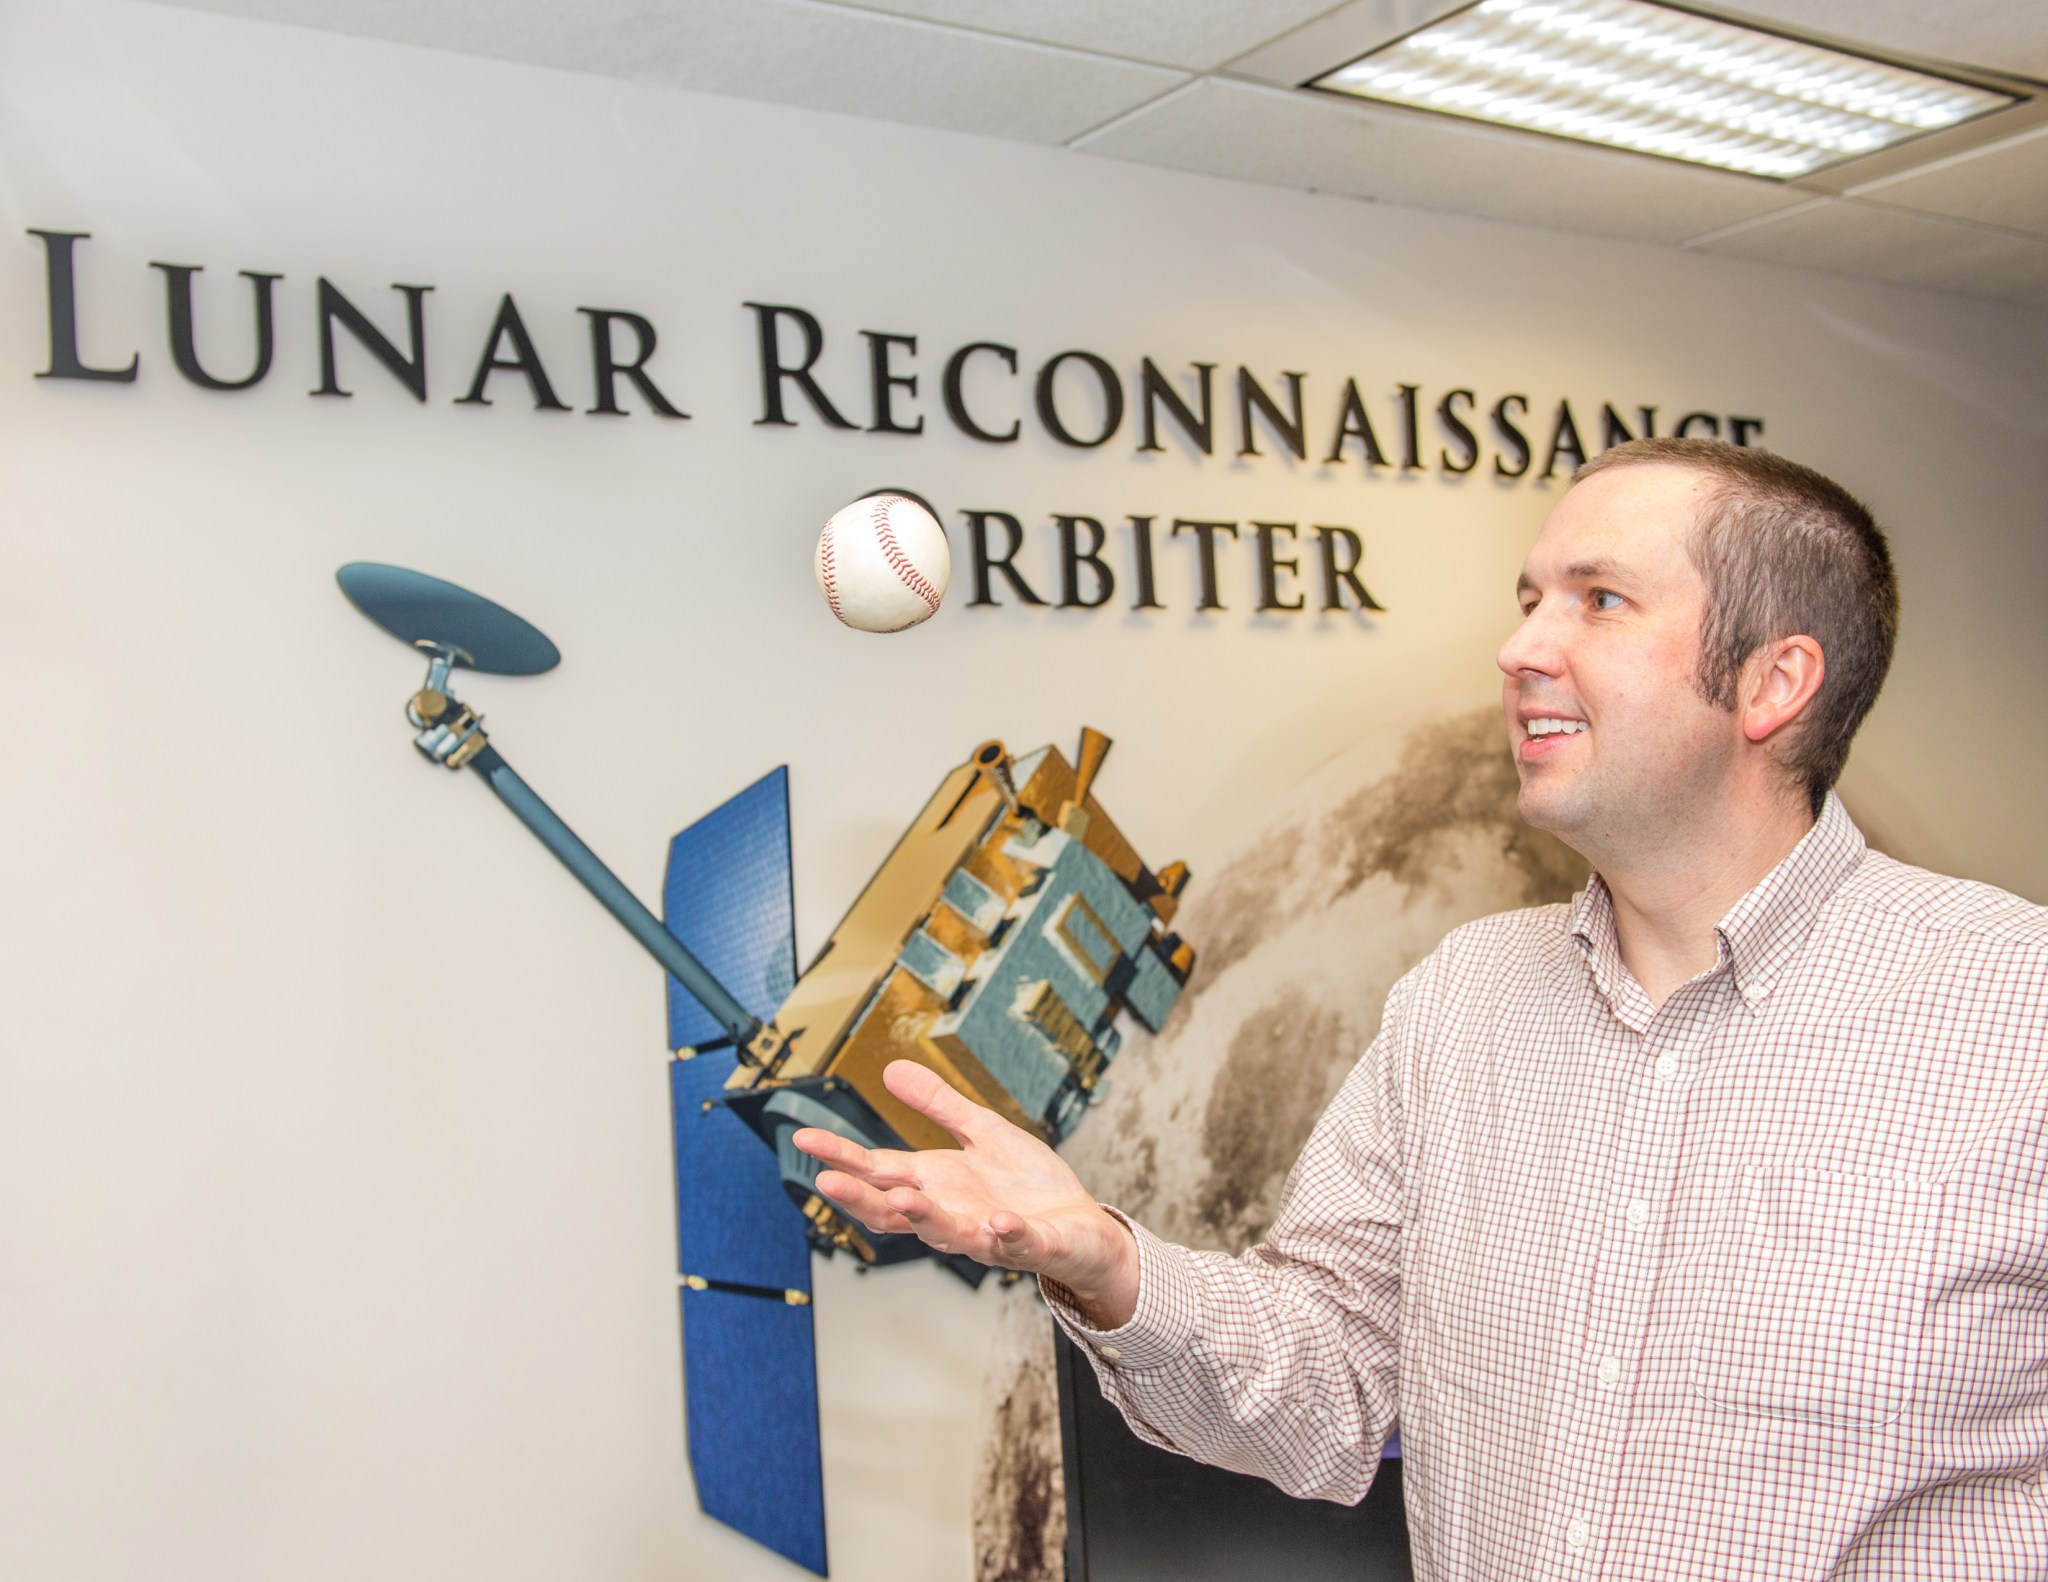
[408,646,488,770]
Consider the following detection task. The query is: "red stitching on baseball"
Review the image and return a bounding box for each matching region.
[819,515,844,621]
[871,494,941,611]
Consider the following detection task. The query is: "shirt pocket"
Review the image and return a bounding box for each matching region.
[1689,1164,1942,1428]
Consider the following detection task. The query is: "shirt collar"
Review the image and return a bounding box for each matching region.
[1566,876,1632,1015]
[1567,792,1867,1013]
[1711,791,1866,1005]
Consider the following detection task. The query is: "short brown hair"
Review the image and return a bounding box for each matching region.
[1572,437,1899,811]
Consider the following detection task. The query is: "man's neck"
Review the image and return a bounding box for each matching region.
[1599,791,1817,1007]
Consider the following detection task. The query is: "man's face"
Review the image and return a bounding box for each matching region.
[1497,464,1742,851]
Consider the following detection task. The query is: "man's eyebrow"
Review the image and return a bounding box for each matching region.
[1516,559,1634,597]
[1561,558,1634,584]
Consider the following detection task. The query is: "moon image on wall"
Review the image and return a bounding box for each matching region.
[968,705,1589,1582]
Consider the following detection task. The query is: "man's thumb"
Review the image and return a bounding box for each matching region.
[990,1213,1042,1267]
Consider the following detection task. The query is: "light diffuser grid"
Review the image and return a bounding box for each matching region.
[1309,0,2017,178]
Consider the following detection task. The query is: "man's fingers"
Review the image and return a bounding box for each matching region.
[884,1186,964,1246]
[834,1182,981,1261]
[854,1185,1058,1274]
[791,1126,877,1172]
[882,1059,998,1147]
[814,1170,912,1235]
[791,1129,918,1189]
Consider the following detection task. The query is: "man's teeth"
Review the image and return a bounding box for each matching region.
[1526,717,1588,738]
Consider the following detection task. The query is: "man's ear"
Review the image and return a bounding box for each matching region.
[1741,636,1825,743]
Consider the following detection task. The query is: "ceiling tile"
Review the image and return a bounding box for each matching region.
[1690,198,2048,305]
[146,0,1188,144]
[1850,127,2048,241]
[1076,78,1811,246]
[1721,0,2048,83]
[826,0,1342,73]
[1223,0,1471,86]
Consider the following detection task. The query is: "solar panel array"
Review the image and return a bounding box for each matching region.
[662,768,826,1574]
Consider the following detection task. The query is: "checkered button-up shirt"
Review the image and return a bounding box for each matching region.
[1050,795,2048,1579]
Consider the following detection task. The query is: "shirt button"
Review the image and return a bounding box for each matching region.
[1098,1344,1122,1362]
[1625,1199,1650,1227]
[1597,1355,1623,1386]
[1654,1052,1679,1081]
[1565,1517,1591,1551]
[1741,983,1765,1004]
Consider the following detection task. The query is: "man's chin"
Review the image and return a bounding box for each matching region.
[1516,780,1582,835]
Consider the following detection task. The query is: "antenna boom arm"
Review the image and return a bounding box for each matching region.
[468,744,766,1051]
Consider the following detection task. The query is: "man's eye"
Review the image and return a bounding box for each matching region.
[1590,589,1625,611]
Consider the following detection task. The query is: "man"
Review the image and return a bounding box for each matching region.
[795,438,2048,1578]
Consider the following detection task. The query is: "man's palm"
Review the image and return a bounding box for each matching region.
[790,1060,1136,1320]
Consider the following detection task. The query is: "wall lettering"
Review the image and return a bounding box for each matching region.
[26,228,1776,628]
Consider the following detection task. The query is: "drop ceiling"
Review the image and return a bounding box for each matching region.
[140,0,2048,306]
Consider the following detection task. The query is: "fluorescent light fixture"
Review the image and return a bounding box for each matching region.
[1308,0,2019,178]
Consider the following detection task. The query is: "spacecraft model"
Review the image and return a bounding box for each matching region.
[336,563,1196,1576]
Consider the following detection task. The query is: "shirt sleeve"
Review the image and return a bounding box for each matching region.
[1041,970,1412,1505]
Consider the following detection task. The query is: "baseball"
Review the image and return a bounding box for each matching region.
[813,491,951,633]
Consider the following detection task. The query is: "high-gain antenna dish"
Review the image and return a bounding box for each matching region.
[336,561,561,675]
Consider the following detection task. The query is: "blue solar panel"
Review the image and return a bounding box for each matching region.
[668,1051,813,1294]
[662,767,824,1570]
[680,1285,828,1576]
[663,766,797,1052]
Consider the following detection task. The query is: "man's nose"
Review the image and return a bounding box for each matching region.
[1497,603,1563,679]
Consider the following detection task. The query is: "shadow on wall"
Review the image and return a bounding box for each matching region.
[971,706,1588,1582]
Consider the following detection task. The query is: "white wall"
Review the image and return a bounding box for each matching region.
[1,3,2043,1580]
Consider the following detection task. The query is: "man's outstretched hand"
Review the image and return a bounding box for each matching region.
[791,1060,1140,1330]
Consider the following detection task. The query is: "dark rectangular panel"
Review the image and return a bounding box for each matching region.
[1057,1331,1411,1582]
